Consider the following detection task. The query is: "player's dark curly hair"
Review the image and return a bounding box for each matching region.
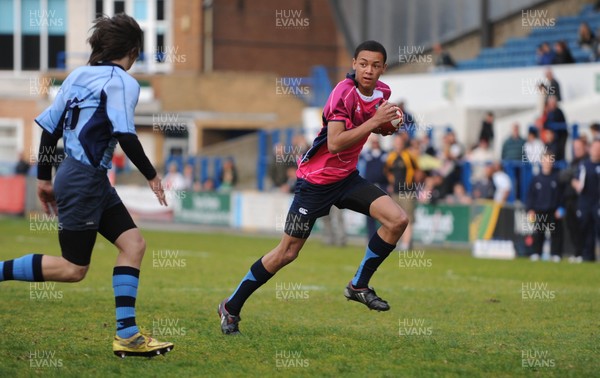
[88,14,143,65]
[354,40,387,63]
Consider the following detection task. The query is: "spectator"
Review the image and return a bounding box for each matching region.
[386,134,419,250]
[218,157,238,191]
[284,167,297,194]
[562,138,588,263]
[502,123,526,161]
[524,127,545,173]
[544,95,568,161]
[445,182,472,205]
[192,180,202,192]
[397,100,416,138]
[432,43,456,71]
[435,128,464,200]
[360,135,389,239]
[442,128,465,159]
[15,152,30,175]
[163,162,186,191]
[479,111,494,145]
[536,42,555,65]
[539,68,561,102]
[467,138,495,185]
[182,163,195,191]
[111,148,126,174]
[321,206,346,247]
[571,139,600,262]
[473,162,512,204]
[490,162,512,204]
[202,178,215,192]
[590,123,600,140]
[420,133,437,157]
[551,41,575,64]
[269,143,295,191]
[292,134,309,157]
[592,28,600,61]
[578,22,596,51]
[526,153,565,262]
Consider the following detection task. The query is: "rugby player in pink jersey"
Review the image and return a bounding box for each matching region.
[218,41,408,334]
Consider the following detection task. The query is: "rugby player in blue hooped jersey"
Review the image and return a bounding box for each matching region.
[0,14,173,358]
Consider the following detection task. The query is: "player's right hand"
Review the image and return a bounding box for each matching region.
[372,100,400,128]
[148,175,168,207]
[37,180,58,215]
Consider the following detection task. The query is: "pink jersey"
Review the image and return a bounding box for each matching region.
[297,75,391,185]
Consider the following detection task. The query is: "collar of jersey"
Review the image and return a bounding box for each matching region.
[92,62,126,71]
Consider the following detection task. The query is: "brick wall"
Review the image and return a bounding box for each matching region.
[211,0,343,77]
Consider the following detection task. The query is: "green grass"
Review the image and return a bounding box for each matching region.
[0,217,598,377]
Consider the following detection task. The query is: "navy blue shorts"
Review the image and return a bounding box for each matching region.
[53,156,123,231]
[284,171,387,239]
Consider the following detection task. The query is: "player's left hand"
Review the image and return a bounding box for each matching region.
[37,180,58,215]
[148,175,168,206]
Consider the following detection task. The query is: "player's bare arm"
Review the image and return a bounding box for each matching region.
[327,100,398,154]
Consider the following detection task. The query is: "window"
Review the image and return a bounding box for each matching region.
[99,0,172,73]
[0,0,66,72]
[0,0,14,69]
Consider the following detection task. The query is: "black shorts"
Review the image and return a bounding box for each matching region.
[53,157,137,266]
[54,156,122,231]
[284,171,387,239]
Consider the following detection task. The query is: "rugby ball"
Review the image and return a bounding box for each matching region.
[374,108,403,135]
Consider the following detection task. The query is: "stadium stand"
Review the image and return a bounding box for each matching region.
[458,4,600,70]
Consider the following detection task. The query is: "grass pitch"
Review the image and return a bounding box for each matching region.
[0,217,598,377]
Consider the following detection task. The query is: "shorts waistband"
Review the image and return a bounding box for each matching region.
[62,156,108,177]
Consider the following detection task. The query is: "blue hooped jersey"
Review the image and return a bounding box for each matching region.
[35,63,140,169]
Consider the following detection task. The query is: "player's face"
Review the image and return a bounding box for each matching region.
[352,50,386,95]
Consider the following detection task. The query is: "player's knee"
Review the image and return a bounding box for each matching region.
[389,212,409,236]
[126,235,146,257]
[282,247,300,264]
[62,260,88,282]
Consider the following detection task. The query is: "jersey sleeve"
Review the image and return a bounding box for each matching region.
[35,82,68,137]
[324,84,353,130]
[105,75,140,136]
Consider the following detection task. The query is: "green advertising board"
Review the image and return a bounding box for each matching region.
[412,204,470,244]
[175,192,231,226]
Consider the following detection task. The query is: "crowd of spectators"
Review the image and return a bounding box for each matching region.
[161,156,238,193]
[536,21,600,65]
